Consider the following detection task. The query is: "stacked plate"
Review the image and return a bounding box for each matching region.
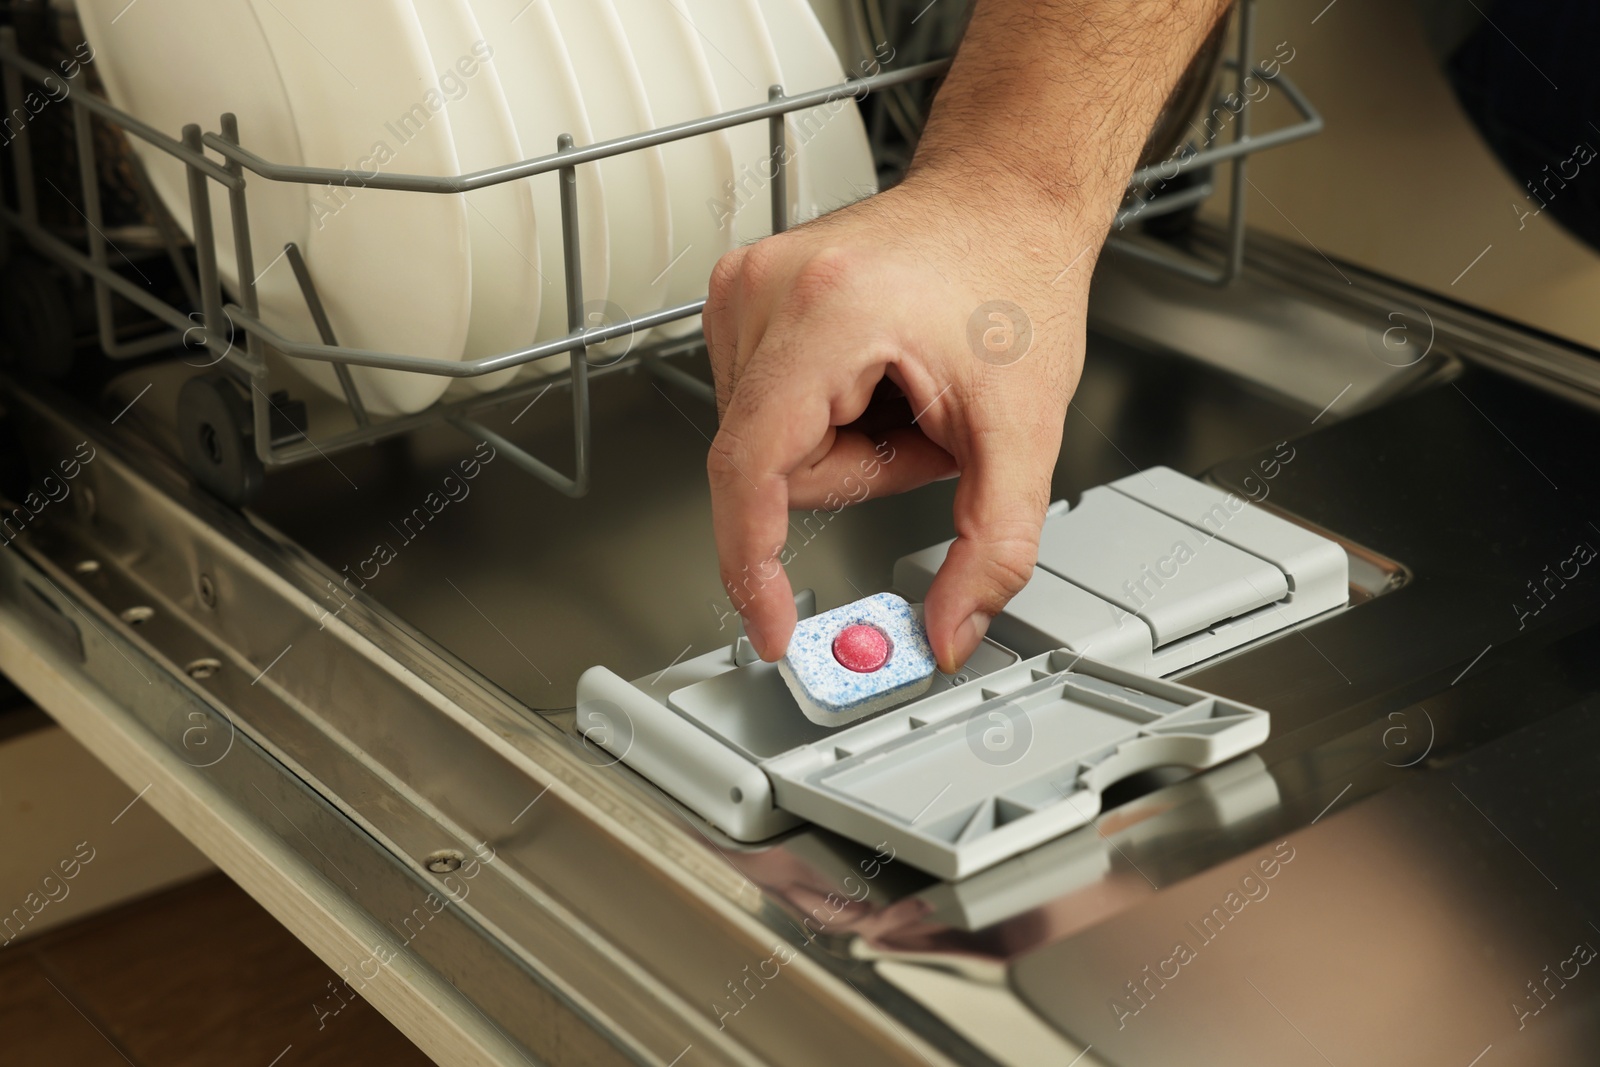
[77,0,876,415]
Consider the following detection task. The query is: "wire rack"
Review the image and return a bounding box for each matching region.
[0,0,1319,506]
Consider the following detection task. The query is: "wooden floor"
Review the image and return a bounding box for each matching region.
[0,873,435,1067]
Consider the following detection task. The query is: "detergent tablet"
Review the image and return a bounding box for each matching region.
[777,592,937,727]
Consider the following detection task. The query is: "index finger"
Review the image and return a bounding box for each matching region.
[707,365,835,662]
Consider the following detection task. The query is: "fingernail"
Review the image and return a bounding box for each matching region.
[945,611,991,672]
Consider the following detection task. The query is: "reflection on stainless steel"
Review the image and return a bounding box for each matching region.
[5,228,1600,1065]
[1092,226,1461,420]
[917,755,1279,935]
[1011,693,1600,1065]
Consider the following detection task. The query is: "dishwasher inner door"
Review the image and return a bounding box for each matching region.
[8,227,1600,1067]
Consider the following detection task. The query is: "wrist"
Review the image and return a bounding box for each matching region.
[890,159,1118,295]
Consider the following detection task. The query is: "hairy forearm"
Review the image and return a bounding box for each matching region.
[907,0,1233,242]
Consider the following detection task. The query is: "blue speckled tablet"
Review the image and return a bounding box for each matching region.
[778,593,937,727]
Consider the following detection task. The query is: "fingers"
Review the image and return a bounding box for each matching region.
[707,361,840,661]
[702,246,750,419]
[708,434,798,664]
[704,241,794,419]
[708,264,896,660]
[713,376,958,663]
[786,426,956,510]
[839,378,912,438]
[922,431,1056,672]
[707,225,1055,672]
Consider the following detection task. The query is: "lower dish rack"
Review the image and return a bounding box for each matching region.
[0,0,1320,507]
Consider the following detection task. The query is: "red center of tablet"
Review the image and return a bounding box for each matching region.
[833,624,890,673]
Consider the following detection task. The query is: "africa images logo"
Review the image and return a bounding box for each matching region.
[967,299,1033,367]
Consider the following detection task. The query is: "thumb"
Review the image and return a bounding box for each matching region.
[922,436,1054,672]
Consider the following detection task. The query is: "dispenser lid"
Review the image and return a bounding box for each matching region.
[1035,487,1288,645]
[760,650,1271,880]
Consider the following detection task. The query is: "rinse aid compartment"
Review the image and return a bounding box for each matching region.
[576,467,1348,879]
[898,466,1350,675]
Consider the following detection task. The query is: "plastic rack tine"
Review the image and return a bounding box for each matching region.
[74,101,178,358]
[768,84,788,235]
[218,115,259,325]
[1221,0,1256,285]
[285,241,369,427]
[215,114,280,467]
[559,133,591,497]
[181,124,231,367]
[443,136,594,497]
[73,101,111,345]
[438,131,598,499]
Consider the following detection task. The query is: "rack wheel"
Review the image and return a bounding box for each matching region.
[0,256,77,379]
[177,372,265,507]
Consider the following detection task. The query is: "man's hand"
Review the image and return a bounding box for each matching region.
[704,172,1093,672]
[704,0,1232,672]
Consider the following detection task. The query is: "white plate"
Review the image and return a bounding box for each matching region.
[470,0,609,379]
[414,0,540,397]
[75,1,314,367]
[248,0,473,415]
[549,0,672,356]
[611,0,736,339]
[756,0,878,224]
[681,0,793,246]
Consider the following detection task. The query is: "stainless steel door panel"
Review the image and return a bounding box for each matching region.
[7,231,1600,1064]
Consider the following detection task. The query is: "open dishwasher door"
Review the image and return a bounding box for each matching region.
[7,1,1600,1065]
[8,213,1600,1064]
